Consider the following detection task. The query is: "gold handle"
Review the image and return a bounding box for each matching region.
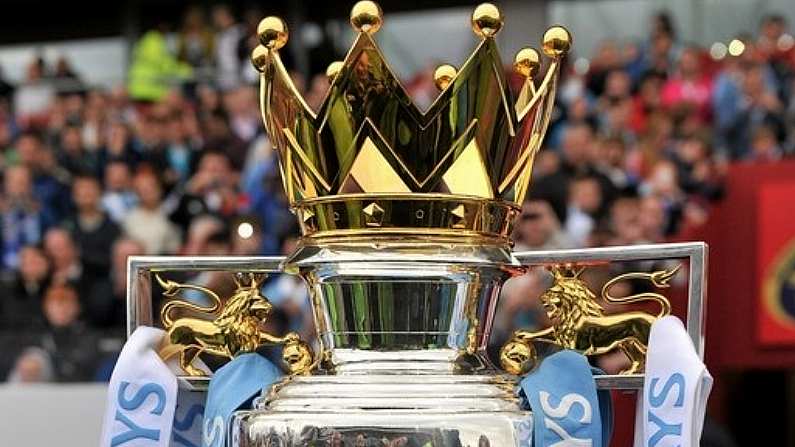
[156,272,315,376]
[499,265,678,376]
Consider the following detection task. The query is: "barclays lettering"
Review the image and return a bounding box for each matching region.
[539,391,593,447]
[111,381,167,446]
[172,403,204,447]
[203,416,224,447]
[647,373,686,447]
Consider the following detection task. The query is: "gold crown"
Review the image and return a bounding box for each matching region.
[252,1,571,246]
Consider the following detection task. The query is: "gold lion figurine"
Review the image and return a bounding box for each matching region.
[500,265,678,375]
[156,272,314,376]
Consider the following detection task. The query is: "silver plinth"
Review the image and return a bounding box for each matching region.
[125,242,707,446]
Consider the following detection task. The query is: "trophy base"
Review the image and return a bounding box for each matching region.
[232,373,532,446]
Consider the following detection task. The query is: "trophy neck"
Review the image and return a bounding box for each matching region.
[291,243,521,374]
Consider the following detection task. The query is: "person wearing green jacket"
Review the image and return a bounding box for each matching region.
[128,29,193,102]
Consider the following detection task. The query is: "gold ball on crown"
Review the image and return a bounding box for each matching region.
[471,3,503,38]
[542,26,572,58]
[251,45,270,72]
[350,1,383,34]
[433,64,457,91]
[514,48,541,78]
[258,16,289,50]
[325,61,345,82]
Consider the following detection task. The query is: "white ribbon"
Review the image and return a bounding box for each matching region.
[634,316,712,447]
[100,327,208,447]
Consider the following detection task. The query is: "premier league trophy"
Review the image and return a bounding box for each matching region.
[117,2,709,446]
[241,2,563,443]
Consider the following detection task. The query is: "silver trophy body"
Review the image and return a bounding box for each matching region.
[232,247,531,446]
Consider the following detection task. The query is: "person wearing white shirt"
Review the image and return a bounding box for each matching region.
[123,171,181,255]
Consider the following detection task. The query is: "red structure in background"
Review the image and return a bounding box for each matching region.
[608,161,795,446]
[705,160,795,370]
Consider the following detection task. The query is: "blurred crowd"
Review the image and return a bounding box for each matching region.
[494,13,795,360]
[0,5,794,383]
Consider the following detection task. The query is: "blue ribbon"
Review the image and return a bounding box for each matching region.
[519,350,613,447]
[202,353,282,447]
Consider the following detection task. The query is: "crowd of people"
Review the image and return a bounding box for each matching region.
[0,6,794,383]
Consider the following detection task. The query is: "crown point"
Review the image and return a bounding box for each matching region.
[325,61,344,82]
[258,16,289,50]
[350,1,383,34]
[471,3,503,38]
[251,45,270,72]
[433,64,457,91]
[542,26,572,58]
[514,48,541,78]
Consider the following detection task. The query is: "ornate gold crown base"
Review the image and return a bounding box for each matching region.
[294,195,519,246]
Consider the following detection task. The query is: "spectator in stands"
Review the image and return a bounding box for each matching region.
[1,165,52,269]
[641,160,685,235]
[630,72,666,135]
[41,226,112,327]
[43,228,83,287]
[81,91,106,152]
[163,109,197,184]
[596,136,634,190]
[212,4,243,90]
[565,176,604,247]
[123,170,181,255]
[99,120,139,169]
[135,105,174,178]
[177,6,215,74]
[1,245,50,330]
[748,124,785,162]
[200,109,248,168]
[223,86,260,143]
[513,199,572,251]
[13,57,54,128]
[101,161,137,223]
[170,150,240,230]
[127,25,192,102]
[672,134,725,201]
[6,347,54,383]
[15,132,71,222]
[639,195,668,243]
[551,123,618,217]
[757,14,795,87]
[662,46,713,124]
[62,174,121,278]
[52,56,84,95]
[57,124,99,176]
[586,40,625,97]
[607,197,647,246]
[640,23,677,79]
[40,284,97,382]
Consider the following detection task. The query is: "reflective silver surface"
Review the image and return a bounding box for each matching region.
[234,373,531,446]
[232,245,530,446]
[300,252,513,371]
